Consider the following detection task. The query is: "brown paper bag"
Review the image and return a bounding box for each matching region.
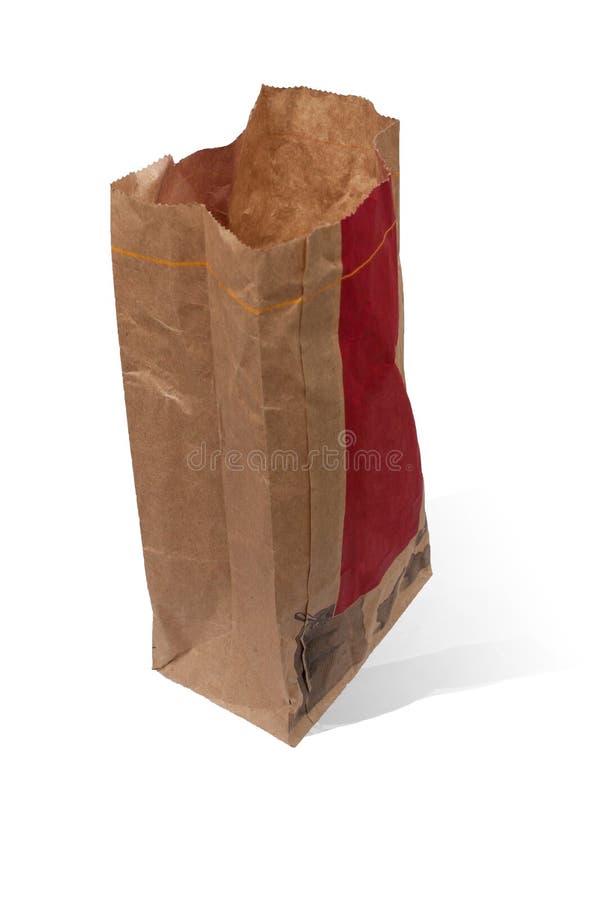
[111,86,431,745]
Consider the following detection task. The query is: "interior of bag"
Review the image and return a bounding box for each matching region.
[156,85,393,248]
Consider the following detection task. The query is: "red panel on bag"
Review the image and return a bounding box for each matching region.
[335,179,423,615]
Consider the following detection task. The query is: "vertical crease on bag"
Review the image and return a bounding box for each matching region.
[296,234,314,723]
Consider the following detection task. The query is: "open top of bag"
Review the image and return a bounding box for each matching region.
[112,85,397,249]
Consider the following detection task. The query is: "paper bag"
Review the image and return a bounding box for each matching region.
[111,86,431,745]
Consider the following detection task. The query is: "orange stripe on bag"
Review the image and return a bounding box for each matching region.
[110,247,209,268]
[111,219,396,316]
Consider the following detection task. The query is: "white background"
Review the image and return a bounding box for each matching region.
[2,2,599,898]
